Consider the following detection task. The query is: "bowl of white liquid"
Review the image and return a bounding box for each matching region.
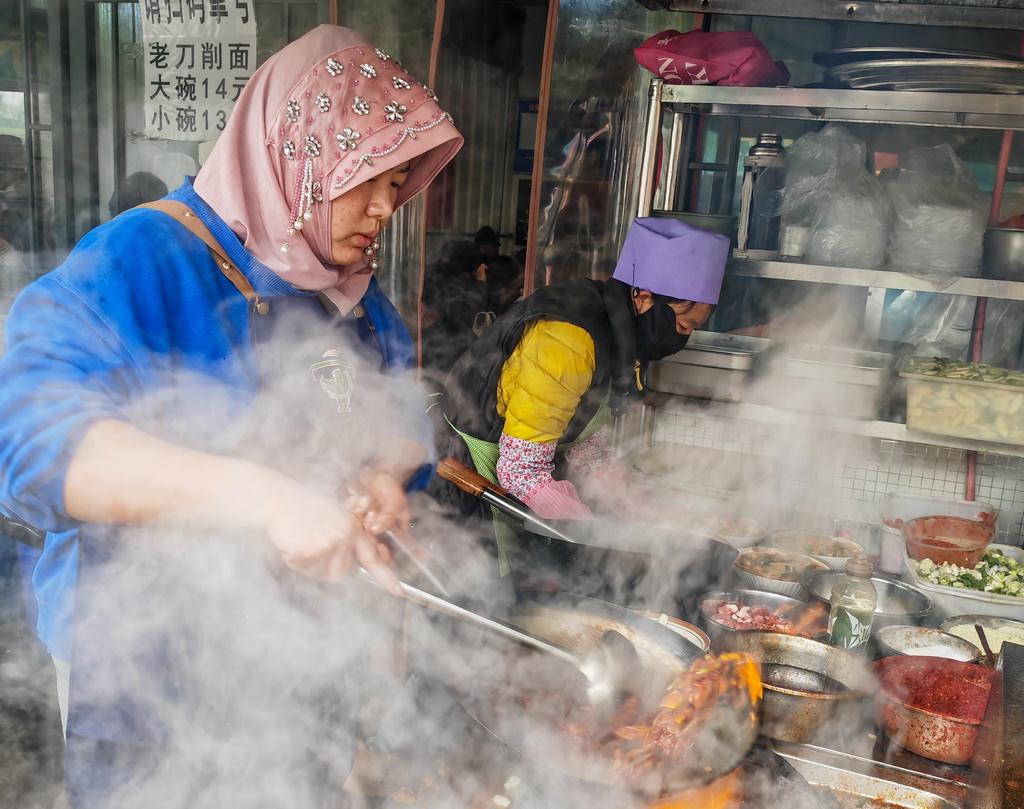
[874,624,984,665]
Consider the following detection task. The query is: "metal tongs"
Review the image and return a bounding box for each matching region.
[351,490,641,724]
[435,456,582,545]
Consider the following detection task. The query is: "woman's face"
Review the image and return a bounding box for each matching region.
[634,291,714,334]
[329,161,411,266]
[666,300,715,334]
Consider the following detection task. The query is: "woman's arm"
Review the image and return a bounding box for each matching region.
[64,418,404,593]
[494,321,596,518]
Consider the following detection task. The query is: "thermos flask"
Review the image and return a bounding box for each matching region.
[736,133,784,259]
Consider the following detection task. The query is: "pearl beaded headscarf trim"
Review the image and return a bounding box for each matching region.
[194,25,463,314]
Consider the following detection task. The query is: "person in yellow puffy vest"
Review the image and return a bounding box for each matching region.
[435,217,729,576]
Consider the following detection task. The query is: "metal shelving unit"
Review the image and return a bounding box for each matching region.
[727,402,1024,460]
[636,77,1024,454]
[727,257,1024,300]
[634,0,1024,30]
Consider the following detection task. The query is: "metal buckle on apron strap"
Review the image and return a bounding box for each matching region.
[0,511,46,549]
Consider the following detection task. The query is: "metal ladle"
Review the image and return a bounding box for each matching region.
[358,569,643,725]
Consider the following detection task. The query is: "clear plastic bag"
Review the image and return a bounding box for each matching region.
[885,292,1024,370]
[777,124,893,269]
[804,172,893,269]
[779,124,868,224]
[886,144,988,279]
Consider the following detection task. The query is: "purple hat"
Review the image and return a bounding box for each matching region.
[612,217,729,304]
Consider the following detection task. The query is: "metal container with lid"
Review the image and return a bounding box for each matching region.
[647,331,773,402]
[754,342,895,420]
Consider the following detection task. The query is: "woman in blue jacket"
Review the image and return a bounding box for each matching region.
[0,25,462,809]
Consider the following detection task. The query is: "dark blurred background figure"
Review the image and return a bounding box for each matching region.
[108,171,169,218]
[422,239,492,384]
[473,225,502,266]
[484,253,523,317]
[0,134,30,266]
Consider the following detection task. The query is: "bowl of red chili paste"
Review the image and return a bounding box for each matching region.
[874,655,995,765]
[901,515,994,568]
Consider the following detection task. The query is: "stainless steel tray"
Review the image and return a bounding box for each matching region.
[813,46,1021,68]
[752,344,895,419]
[647,331,773,402]
[659,331,773,371]
[769,741,971,809]
[825,58,1024,94]
[776,344,893,386]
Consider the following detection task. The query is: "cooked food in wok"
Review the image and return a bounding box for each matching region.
[456,598,761,799]
[552,652,761,792]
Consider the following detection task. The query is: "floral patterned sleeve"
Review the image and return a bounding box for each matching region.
[565,425,614,482]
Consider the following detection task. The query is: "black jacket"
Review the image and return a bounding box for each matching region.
[443,278,642,443]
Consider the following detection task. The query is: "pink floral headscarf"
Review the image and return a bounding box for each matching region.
[194,25,463,313]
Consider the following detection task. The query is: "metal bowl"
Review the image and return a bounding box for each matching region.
[733,546,830,598]
[939,613,1024,657]
[768,530,866,570]
[695,589,829,642]
[711,630,878,744]
[631,608,711,652]
[983,227,1024,281]
[802,571,934,629]
[874,624,984,664]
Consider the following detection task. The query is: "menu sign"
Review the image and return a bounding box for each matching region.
[140,1,257,141]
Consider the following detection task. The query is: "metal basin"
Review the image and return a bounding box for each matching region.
[694,589,829,642]
[802,570,934,629]
[711,630,878,745]
[874,624,984,664]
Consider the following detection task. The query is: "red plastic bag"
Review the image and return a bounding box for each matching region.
[635,29,790,88]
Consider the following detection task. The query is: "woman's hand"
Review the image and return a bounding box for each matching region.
[345,471,412,536]
[264,482,402,595]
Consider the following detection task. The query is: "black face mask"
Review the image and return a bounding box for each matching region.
[635,301,691,361]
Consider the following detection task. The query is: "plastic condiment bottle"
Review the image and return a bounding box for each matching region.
[826,555,877,654]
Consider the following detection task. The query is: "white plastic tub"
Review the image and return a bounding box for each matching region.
[878,492,998,574]
[902,543,1023,622]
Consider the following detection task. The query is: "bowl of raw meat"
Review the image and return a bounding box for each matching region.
[695,589,829,642]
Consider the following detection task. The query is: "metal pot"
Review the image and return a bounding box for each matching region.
[710,630,878,745]
[801,570,934,630]
[983,227,1024,281]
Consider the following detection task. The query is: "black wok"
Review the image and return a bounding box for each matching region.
[419,592,758,800]
[435,457,738,612]
[522,517,738,613]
